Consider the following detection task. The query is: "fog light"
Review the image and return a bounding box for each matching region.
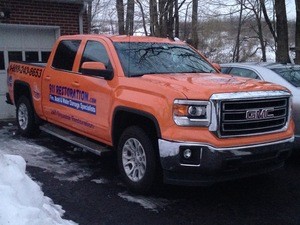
[183,149,192,159]
[179,146,201,166]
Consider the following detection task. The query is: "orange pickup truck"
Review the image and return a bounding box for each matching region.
[6,35,294,192]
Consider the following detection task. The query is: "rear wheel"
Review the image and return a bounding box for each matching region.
[118,126,158,193]
[16,96,39,137]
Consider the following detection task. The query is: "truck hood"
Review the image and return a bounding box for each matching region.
[141,73,287,99]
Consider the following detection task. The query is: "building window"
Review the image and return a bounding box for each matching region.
[41,51,51,63]
[8,51,22,62]
[25,51,39,62]
[52,40,81,71]
[0,52,4,70]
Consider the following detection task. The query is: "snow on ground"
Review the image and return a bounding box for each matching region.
[0,124,93,181]
[1,123,173,214]
[118,192,170,213]
[91,178,108,184]
[0,152,77,225]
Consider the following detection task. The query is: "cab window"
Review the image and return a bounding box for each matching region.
[229,67,260,79]
[52,40,81,71]
[80,41,111,73]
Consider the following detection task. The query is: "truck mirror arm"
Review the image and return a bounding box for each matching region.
[81,68,114,80]
[81,62,114,80]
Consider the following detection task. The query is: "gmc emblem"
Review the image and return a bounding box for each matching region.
[245,108,275,120]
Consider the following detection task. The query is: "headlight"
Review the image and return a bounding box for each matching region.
[173,100,211,126]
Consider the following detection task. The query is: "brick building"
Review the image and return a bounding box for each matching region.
[0,0,92,119]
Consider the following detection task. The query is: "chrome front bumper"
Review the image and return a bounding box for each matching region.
[158,136,294,186]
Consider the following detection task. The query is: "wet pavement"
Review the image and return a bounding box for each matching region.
[1,119,300,225]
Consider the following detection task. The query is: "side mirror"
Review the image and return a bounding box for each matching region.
[81,62,113,80]
[212,63,221,72]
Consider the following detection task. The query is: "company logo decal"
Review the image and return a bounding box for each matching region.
[7,75,13,87]
[33,84,41,100]
[245,108,275,120]
[49,84,97,115]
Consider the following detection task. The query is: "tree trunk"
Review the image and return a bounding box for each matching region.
[183,2,192,40]
[255,9,267,62]
[295,0,300,64]
[150,0,159,36]
[136,0,148,36]
[116,0,125,35]
[174,0,179,38]
[125,0,135,35]
[260,0,277,43]
[274,0,290,63]
[158,0,167,37]
[167,0,174,38]
[191,0,199,48]
[233,1,244,62]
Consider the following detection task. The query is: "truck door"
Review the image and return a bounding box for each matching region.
[42,39,83,130]
[73,39,115,143]
[42,39,114,144]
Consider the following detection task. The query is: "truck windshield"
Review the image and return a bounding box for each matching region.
[114,42,216,77]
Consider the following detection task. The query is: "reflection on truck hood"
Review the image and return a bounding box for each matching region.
[141,73,287,99]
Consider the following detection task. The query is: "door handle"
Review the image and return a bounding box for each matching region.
[45,76,51,81]
[72,81,80,87]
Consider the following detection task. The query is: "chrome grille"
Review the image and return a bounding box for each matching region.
[220,98,289,137]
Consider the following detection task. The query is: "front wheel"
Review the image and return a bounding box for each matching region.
[16,96,39,137]
[117,126,158,193]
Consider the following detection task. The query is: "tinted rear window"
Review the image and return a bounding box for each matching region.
[52,40,81,71]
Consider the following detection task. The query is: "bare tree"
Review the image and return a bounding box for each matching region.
[174,0,180,37]
[232,0,245,62]
[116,0,125,34]
[191,0,199,48]
[260,0,277,42]
[125,0,135,35]
[241,0,267,61]
[274,0,290,63]
[136,0,148,35]
[150,0,159,35]
[183,1,192,40]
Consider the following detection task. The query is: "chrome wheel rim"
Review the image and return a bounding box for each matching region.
[122,138,146,182]
[18,103,28,130]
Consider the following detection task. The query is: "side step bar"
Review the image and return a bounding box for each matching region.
[40,123,110,156]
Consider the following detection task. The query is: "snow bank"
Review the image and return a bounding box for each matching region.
[0,153,77,225]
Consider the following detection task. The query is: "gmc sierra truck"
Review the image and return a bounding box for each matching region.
[6,35,295,192]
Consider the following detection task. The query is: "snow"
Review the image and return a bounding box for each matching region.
[0,125,93,181]
[91,178,108,184]
[0,122,172,217]
[118,192,170,213]
[0,152,77,225]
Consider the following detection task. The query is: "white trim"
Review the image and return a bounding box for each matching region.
[0,23,60,39]
[0,23,60,31]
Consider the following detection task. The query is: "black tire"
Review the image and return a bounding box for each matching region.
[16,96,39,137]
[117,126,158,193]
